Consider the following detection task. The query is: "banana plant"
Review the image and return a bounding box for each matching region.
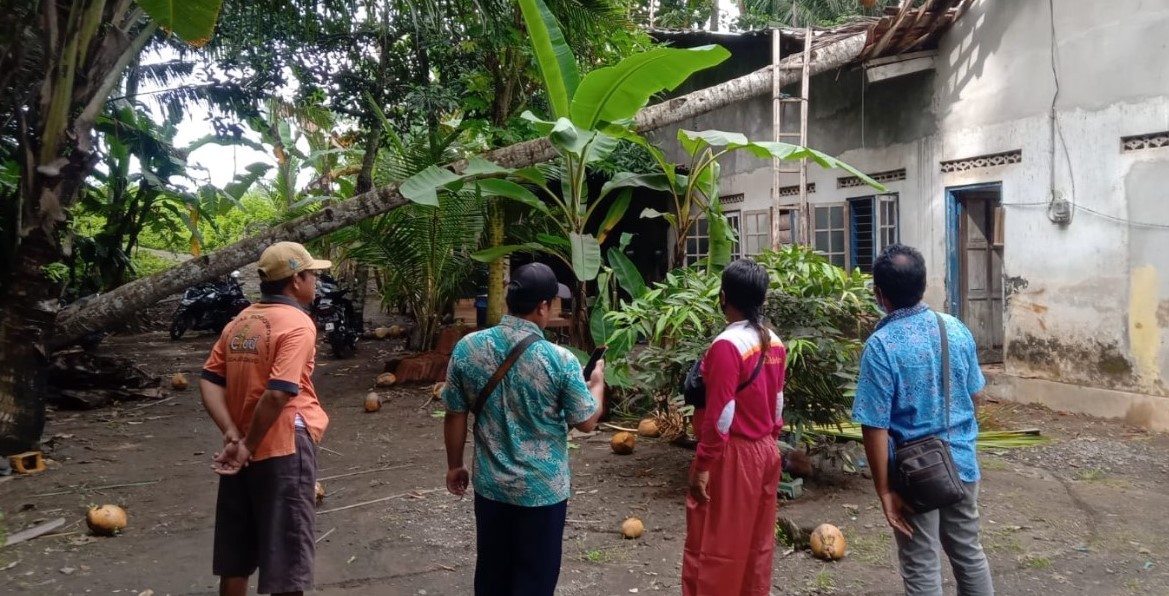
[623,128,889,271]
[401,0,730,344]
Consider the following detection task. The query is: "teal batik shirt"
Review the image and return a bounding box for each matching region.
[441,316,598,507]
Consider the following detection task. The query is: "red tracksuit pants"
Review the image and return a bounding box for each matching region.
[683,428,783,596]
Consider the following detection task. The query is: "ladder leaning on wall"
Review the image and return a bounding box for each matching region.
[771,27,813,250]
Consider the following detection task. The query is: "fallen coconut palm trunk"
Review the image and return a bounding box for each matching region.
[50,33,867,350]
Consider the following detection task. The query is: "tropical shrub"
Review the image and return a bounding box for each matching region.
[758,246,880,430]
[603,245,879,430]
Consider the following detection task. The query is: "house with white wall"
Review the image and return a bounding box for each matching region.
[650,0,1169,430]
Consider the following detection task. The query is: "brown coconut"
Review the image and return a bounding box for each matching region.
[364,392,382,412]
[809,523,847,560]
[87,504,128,536]
[620,517,644,539]
[637,418,661,438]
[374,327,392,340]
[610,431,636,455]
[315,481,326,505]
[171,373,189,391]
[388,324,403,337]
[432,382,446,400]
[375,372,397,388]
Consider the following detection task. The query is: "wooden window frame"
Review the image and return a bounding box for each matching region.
[812,203,848,268]
[743,210,771,257]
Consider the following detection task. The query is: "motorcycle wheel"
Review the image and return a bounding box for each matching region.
[330,335,356,359]
[170,312,190,340]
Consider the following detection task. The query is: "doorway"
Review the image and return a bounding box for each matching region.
[946,183,1004,363]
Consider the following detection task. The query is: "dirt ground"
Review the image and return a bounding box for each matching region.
[3,330,1169,596]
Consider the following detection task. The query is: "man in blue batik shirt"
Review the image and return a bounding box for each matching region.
[853,244,994,596]
[441,262,605,596]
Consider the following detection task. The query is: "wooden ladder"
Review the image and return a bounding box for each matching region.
[771,27,813,249]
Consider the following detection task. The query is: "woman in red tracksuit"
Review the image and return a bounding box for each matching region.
[683,259,787,596]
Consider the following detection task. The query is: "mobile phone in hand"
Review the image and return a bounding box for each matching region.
[583,346,607,381]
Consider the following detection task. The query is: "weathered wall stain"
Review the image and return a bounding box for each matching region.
[1007,334,1139,388]
[1004,276,1030,298]
[1157,299,1169,329]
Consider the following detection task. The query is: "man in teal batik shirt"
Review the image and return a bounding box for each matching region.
[442,262,605,596]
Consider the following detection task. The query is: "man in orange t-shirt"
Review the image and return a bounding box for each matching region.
[199,241,331,596]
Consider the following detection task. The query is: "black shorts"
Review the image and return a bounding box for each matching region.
[213,428,317,594]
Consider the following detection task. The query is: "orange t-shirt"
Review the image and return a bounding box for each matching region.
[201,297,328,461]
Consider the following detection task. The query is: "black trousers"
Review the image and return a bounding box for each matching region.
[474,493,568,596]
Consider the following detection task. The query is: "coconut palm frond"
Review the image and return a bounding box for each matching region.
[133,60,197,90]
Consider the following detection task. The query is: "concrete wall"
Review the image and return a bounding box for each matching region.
[655,0,1169,426]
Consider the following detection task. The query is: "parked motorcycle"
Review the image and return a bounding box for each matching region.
[170,271,251,340]
[312,274,360,358]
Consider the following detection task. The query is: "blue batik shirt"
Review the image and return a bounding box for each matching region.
[852,304,984,483]
[441,316,598,507]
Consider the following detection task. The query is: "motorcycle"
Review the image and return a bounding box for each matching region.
[170,271,251,340]
[312,274,360,358]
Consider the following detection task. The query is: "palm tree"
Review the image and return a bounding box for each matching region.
[0,0,224,454]
[335,130,485,351]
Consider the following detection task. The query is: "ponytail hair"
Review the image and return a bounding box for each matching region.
[721,259,771,354]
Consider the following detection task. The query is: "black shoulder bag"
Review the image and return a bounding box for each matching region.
[681,344,766,409]
[891,312,965,513]
[471,333,543,418]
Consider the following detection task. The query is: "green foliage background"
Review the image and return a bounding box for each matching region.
[604,245,880,429]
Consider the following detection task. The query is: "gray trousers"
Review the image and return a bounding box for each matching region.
[894,481,994,596]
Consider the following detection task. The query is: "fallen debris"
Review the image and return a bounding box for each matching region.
[48,350,163,410]
[601,423,637,433]
[3,517,66,548]
[8,451,46,475]
[795,421,1050,450]
[317,463,415,482]
[32,479,159,498]
[318,488,442,515]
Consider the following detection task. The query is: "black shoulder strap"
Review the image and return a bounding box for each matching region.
[472,333,542,416]
[736,341,768,392]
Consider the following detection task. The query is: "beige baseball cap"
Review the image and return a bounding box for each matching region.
[257,241,332,281]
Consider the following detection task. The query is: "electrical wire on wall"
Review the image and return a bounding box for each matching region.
[1004,202,1169,230]
[1037,0,1169,231]
[1047,0,1076,225]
